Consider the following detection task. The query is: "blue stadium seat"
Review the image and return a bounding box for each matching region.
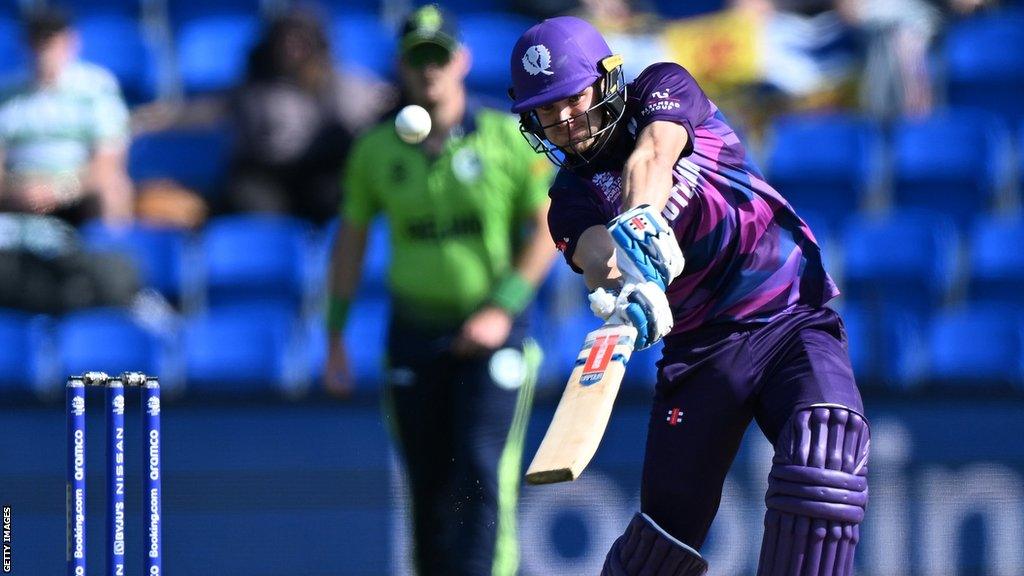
[359,218,390,296]
[167,0,263,29]
[176,15,260,94]
[308,0,380,14]
[969,215,1024,309]
[77,15,160,104]
[0,309,49,394]
[835,302,926,390]
[945,10,1024,124]
[57,308,162,377]
[81,222,189,302]
[0,17,28,79]
[201,215,311,308]
[766,114,881,227]
[128,126,232,198]
[183,304,305,393]
[52,0,142,18]
[927,306,1024,388]
[307,294,389,391]
[307,217,388,314]
[434,0,512,13]
[842,210,960,320]
[892,111,1011,227]
[347,295,389,387]
[462,13,534,100]
[330,12,395,81]
[0,0,18,17]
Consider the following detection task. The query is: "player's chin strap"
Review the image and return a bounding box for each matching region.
[608,205,685,291]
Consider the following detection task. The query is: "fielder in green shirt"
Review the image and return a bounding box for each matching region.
[323,6,556,575]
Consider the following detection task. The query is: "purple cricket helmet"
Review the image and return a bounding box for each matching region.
[508,17,628,169]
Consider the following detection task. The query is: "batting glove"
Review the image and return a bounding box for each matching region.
[589,282,673,350]
[607,205,685,290]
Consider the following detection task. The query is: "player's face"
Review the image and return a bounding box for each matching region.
[534,85,604,152]
[399,45,469,109]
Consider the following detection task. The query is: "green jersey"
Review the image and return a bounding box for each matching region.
[343,102,552,325]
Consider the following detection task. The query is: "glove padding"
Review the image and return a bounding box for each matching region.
[607,205,685,291]
[589,282,673,350]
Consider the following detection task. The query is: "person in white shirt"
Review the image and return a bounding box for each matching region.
[0,8,133,225]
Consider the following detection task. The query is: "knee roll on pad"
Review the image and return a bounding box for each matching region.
[602,512,708,576]
[757,404,870,576]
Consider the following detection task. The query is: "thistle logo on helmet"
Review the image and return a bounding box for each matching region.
[522,45,554,76]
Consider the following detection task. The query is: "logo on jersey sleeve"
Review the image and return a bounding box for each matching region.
[522,45,554,76]
[641,86,681,118]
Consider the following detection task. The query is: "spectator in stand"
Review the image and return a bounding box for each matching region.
[837,0,995,119]
[222,10,357,224]
[131,8,396,226]
[572,0,670,80]
[0,8,133,226]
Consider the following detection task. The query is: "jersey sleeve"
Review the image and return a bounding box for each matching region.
[341,136,380,226]
[630,62,712,154]
[547,177,611,273]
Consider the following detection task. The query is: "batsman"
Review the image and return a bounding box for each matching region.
[509,17,870,576]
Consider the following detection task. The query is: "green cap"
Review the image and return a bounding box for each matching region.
[399,4,459,56]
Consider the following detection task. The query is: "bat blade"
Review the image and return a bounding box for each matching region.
[525,323,638,485]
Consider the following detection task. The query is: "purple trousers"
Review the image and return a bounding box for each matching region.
[642,304,865,548]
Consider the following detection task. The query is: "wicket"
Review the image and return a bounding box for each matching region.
[66,371,162,576]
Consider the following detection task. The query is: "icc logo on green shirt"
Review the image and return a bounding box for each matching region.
[452,148,482,184]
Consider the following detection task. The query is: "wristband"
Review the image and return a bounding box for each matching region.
[489,272,534,316]
[326,296,351,333]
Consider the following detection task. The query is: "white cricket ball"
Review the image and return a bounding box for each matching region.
[395,104,432,144]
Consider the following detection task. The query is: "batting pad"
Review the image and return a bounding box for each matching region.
[758,404,870,576]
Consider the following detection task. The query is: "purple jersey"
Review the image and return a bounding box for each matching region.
[548,62,839,334]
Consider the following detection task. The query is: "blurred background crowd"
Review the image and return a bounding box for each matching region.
[1,0,1022,398]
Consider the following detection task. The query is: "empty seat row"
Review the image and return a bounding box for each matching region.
[0,10,533,101]
[80,209,1024,335]
[766,110,1021,229]
[843,303,1024,390]
[2,295,1020,400]
[81,215,327,309]
[0,301,384,396]
[808,210,1024,319]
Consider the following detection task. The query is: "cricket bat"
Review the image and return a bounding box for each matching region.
[526,322,638,484]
